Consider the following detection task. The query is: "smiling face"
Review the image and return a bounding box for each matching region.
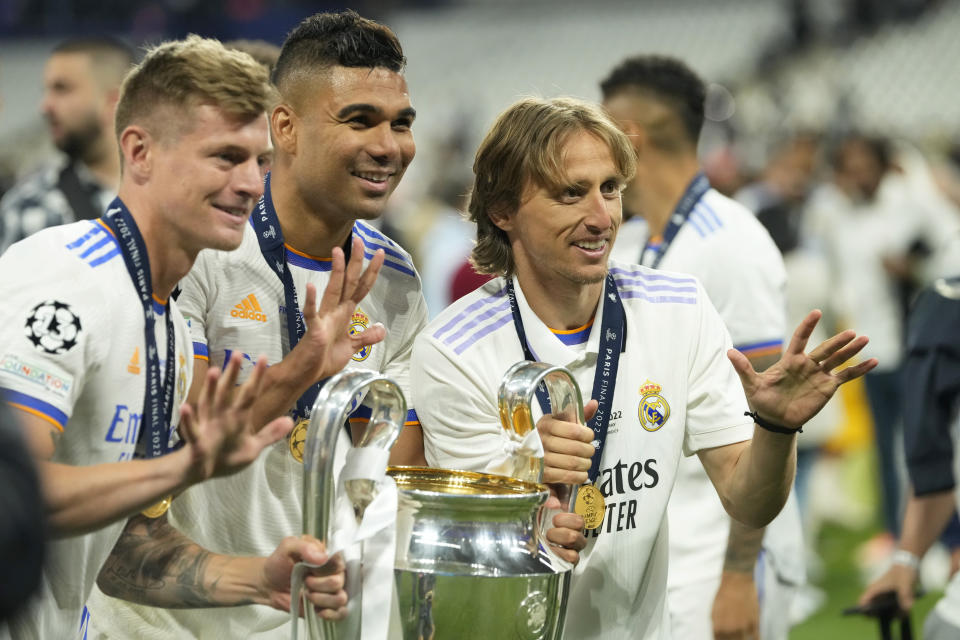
[284,65,416,226]
[496,131,624,294]
[148,103,272,253]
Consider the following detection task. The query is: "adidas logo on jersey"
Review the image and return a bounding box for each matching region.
[127,347,141,374]
[231,294,268,322]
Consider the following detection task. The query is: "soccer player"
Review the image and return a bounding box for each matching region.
[602,55,803,640]
[0,36,372,639]
[0,37,134,252]
[412,96,876,640]
[87,11,428,638]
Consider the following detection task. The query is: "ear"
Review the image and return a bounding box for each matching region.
[118,125,151,181]
[487,203,514,233]
[622,120,648,157]
[271,103,297,155]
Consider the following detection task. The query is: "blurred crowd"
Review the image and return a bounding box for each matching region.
[2,0,960,634]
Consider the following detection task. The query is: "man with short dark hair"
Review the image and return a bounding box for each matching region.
[0,35,370,640]
[414,95,875,639]
[602,54,803,640]
[0,37,134,252]
[88,11,429,639]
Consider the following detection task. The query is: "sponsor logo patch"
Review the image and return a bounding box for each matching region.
[230,294,268,323]
[0,354,74,398]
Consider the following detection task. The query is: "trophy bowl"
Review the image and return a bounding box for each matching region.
[388,466,569,640]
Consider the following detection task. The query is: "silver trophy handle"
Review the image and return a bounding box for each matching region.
[300,368,406,640]
[497,361,585,508]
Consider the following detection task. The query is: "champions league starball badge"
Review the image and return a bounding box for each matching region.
[638,380,670,432]
[289,418,309,463]
[25,300,82,355]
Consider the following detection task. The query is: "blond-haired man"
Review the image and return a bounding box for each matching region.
[413,96,876,639]
[0,35,375,639]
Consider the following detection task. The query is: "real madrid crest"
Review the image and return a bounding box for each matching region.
[638,380,670,432]
[349,309,373,362]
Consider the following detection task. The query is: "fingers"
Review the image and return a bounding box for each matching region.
[197,363,222,418]
[806,328,857,366]
[538,416,596,485]
[816,334,868,372]
[351,245,383,304]
[582,399,599,424]
[726,349,758,393]
[302,283,318,323]
[350,322,386,353]
[550,512,587,549]
[253,416,294,449]
[835,358,879,383]
[178,403,198,446]
[342,239,365,302]
[785,309,822,356]
[319,248,346,313]
[212,352,243,411]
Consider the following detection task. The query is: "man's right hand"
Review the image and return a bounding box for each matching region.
[536,399,598,486]
[858,563,917,615]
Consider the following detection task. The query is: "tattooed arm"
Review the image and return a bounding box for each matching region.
[97,513,348,616]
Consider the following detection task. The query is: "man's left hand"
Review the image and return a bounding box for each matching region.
[728,309,878,430]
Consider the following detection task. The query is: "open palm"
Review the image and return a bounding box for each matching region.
[728,310,878,430]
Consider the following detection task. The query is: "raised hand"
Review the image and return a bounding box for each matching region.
[294,237,386,383]
[727,310,878,430]
[179,352,293,482]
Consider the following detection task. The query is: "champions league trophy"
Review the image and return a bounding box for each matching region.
[296,362,582,639]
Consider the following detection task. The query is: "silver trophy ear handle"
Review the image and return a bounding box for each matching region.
[497,361,585,507]
[298,369,407,640]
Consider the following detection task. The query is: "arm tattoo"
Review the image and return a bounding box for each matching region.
[97,514,244,608]
[723,519,766,574]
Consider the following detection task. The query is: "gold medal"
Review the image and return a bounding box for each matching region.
[289,418,309,463]
[574,484,606,530]
[141,495,172,518]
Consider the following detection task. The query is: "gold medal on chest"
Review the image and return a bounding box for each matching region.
[289,418,309,463]
[574,483,606,530]
[141,495,172,518]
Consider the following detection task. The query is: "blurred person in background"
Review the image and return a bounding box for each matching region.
[806,133,960,564]
[602,55,804,640]
[225,39,281,177]
[0,37,134,253]
[858,268,960,640]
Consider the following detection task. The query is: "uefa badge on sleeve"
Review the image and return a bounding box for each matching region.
[349,309,373,362]
[638,380,670,432]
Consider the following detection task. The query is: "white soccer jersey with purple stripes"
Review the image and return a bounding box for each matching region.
[0,220,192,640]
[611,187,802,637]
[413,260,754,640]
[85,218,428,639]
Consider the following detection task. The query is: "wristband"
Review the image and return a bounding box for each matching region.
[891,549,920,571]
[744,411,802,434]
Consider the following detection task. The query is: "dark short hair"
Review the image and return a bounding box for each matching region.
[52,36,136,88]
[831,132,892,172]
[600,55,706,147]
[273,10,405,94]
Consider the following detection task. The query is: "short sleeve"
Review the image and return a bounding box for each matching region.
[411,333,505,472]
[0,240,107,431]
[682,281,754,455]
[381,289,429,427]
[177,250,215,363]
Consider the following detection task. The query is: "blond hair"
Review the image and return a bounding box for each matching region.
[115,34,276,143]
[468,97,636,276]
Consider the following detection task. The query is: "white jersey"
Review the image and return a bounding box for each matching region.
[86,219,428,639]
[413,260,754,640]
[0,220,192,640]
[612,190,805,606]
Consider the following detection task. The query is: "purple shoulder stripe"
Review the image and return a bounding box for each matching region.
[432,287,507,340]
[452,311,514,355]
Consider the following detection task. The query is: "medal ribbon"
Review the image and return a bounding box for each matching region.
[102,199,176,459]
[639,171,711,269]
[250,173,345,420]
[506,274,625,483]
